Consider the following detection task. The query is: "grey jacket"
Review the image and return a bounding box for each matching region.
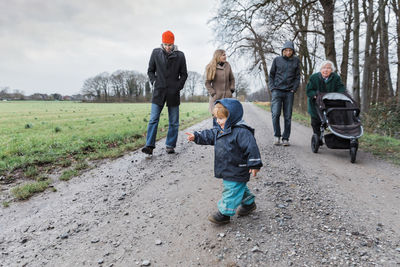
[268,41,300,92]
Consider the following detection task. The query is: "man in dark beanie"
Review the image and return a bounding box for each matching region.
[268,41,300,146]
[142,30,188,155]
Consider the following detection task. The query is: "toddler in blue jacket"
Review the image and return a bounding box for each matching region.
[186,98,263,224]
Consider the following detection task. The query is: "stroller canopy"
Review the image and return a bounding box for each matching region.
[322,93,354,103]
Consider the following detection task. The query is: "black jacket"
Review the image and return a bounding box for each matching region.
[147,46,188,106]
[194,98,263,182]
[268,41,300,92]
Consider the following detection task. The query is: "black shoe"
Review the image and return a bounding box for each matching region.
[166,147,175,154]
[237,202,256,216]
[316,134,323,146]
[141,146,153,155]
[208,211,230,225]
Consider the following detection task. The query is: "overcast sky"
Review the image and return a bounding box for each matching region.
[0,0,219,95]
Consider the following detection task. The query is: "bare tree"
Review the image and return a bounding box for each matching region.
[392,0,400,105]
[0,86,10,99]
[284,0,320,112]
[234,72,250,99]
[183,71,202,100]
[338,0,353,88]
[82,77,101,100]
[125,71,146,102]
[96,72,110,102]
[378,0,394,102]
[352,0,361,103]
[110,70,125,101]
[319,0,338,68]
[361,0,376,112]
[209,0,276,100]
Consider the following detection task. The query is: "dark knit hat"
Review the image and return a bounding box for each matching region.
[162,31,174,44]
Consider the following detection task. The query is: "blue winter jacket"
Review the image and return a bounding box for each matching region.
[268,41,300,92]
[194,98,263,182]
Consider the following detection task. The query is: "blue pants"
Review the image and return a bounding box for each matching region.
[217,180,255,216]
[145,103,179,148]
[271,90,294,141]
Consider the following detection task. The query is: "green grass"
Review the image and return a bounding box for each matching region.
[0,101,210,184]
[59,169,79,181]
[359,133,400,165]
[255,103,400,165]
[11,179,51,200]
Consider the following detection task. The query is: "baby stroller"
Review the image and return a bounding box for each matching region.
[311,92,363,163]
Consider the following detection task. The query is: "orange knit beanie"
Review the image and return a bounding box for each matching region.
[162,31,175,44]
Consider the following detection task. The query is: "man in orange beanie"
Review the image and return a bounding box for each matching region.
[142,30,188,156]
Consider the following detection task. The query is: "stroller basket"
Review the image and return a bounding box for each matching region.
[324,133,350,149]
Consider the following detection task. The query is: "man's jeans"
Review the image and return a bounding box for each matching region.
[271,90,294,141]
[145,103,179,148]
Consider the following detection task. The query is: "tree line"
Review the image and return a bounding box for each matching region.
[210,0,400,113]
[0,87,85,101]
[80,70,251,102]
[0,69,251,102]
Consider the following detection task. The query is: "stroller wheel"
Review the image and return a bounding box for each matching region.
[311,134,319,153]
[350,146,357,163]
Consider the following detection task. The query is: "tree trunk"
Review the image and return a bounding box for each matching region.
[379,0,394,101]
[371,24,379,105]
[256,38,271,101]
[361,0,374,112]
[290,0,314,113]
[392,0,400,105]
[378,14,386,103]
[352,0,361,103]
[319,0,338,68]
[340,0,353,88]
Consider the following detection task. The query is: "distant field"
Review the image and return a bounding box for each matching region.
[0,101,209,184]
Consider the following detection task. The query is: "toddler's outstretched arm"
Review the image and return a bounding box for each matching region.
[185,129,216,145]
[185,132,195,142]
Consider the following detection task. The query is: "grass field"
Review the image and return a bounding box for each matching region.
[0,101,209,199]
[255,103,400,165]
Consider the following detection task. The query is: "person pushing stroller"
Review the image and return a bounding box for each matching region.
[186,98,262,224]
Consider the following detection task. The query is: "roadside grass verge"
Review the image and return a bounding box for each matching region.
[0,101,209,200]
[359,133,400,165]
[255,102,400,165]
[11,179,51,200]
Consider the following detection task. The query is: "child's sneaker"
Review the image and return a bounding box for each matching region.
[237,202,256,216]
[208,211,230,225]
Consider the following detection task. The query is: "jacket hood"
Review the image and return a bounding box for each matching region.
[281,41,295,55]
[215,98,243,130]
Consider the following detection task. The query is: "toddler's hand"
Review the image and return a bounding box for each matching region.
[249,169,259,177]
[185,132,195,142]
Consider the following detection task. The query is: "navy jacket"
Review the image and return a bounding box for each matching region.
[268,41,300,92]
[147,46,188,107]
[194,98,263,182]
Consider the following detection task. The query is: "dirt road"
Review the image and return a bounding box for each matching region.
[1,103,400,266]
